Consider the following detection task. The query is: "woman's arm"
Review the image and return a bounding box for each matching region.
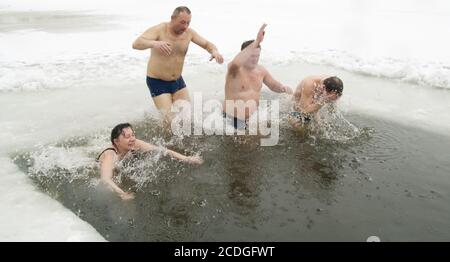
[165,149,204,165]
[135,139,203,164]
[99,150,134,200]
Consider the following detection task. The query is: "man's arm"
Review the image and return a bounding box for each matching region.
[191,29,224,64]
[302,102,324,114]
[301,91,336,114]
[296,79,322,114]
[292,82,303,102]
[99,151,134,200]
[263,69,292,94]
[228,23,267,76]
[132,24,172,56]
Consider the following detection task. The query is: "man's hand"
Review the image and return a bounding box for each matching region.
[282,85,293,94]
[256,23,267,45]
[183,155,204,165]
[209,50,224,64]
[319,92,338,104]
[154,41,172,56]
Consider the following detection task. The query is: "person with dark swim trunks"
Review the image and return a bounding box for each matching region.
[146,76,186,97]
[97,123,203,201]
[223,24,292,130]
[222,112,249,130]
[132,6,224,123]
[290,75,343,129]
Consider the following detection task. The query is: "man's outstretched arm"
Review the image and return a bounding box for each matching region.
[263,69,293,94]
[191,29,224,64]
[228,23,267,76]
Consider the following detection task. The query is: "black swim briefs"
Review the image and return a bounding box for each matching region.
[146,76,186,97]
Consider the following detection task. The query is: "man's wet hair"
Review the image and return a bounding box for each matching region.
[111,123,133,146]
[172,6,191,17]
[241,40,261,50]
[323,76,343,95]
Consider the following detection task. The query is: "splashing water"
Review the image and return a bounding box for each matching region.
[313,104,362,142]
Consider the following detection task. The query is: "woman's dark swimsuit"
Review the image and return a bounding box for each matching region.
[96,147,118,162]
[146,76,186,97]
[96,148,139,163]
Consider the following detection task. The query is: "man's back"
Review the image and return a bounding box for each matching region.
[293,75,328,112]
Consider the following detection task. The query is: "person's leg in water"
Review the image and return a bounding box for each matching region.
[152,93,175,129]
[171,87,192,132]
[147,76,190,132]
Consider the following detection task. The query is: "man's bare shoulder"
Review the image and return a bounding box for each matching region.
[258,65,268,73]
[154,23,167,31]
[246,65,266,78]
[142,23,166,37]
[303,75,320,82]
[298,77,315,94]
[186,27,197,35]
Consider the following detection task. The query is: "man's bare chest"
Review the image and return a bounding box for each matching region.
[159,33,191,55]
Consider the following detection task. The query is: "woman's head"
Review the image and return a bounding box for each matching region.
[110,123,136,151]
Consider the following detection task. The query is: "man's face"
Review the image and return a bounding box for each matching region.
[324,86,342,101]
[115,127,136,151]
[245,48,261,67]
[171,12,191,35]
[319,81,341,101]
[327,91,341,101]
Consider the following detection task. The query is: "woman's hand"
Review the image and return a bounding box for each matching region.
[119,191,135,201]
[183,155,204,165]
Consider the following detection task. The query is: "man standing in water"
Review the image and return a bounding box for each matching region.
[289,75,343,128]
[223,24,292,129]
[132,6,224,124]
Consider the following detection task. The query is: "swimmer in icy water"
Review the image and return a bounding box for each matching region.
[97,123,203,200]
[289,75,343,129]
[222,23,292,130]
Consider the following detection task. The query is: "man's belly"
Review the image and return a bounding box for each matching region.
[223,95,260,120]
[147,58,184,81]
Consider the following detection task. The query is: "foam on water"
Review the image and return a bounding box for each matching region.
[271,49,450,90]
[12,123,192,192]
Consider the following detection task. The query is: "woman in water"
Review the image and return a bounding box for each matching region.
[97,123,203,200]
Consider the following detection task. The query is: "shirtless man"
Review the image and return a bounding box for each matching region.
[289,75,343,128]
[223,24,292,129]
[132,6,224,122]
[97,123,203,200]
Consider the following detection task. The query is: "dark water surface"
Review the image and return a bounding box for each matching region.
[13,113,450,241]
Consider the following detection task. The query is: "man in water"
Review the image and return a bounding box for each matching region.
[97,123,203,200]
[132,6,224,124]
[223,23,292,129]
[289,75,343,128]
